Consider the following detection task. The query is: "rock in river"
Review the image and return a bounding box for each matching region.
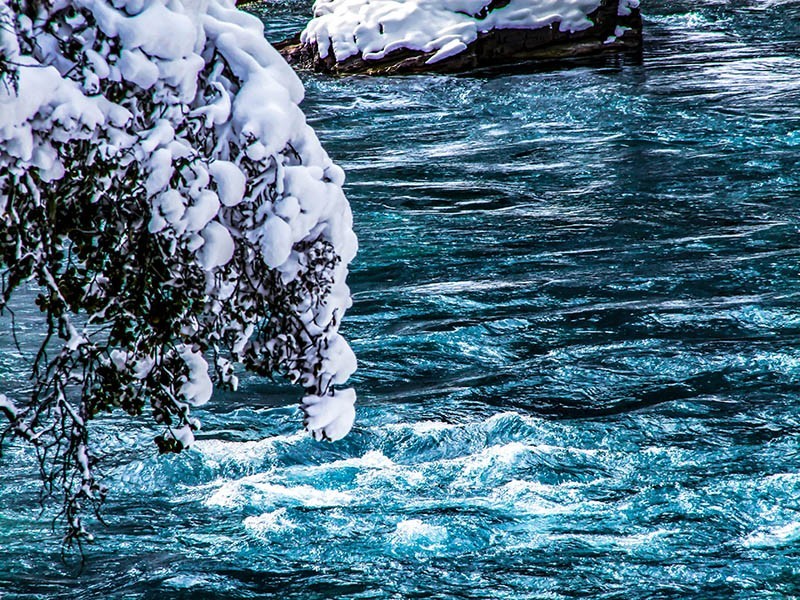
[277,0,642,75]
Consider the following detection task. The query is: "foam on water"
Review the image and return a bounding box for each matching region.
[389,519,449,552]
[205,477,355,509]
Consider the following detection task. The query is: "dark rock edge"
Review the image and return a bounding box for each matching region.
[276,0,642,75]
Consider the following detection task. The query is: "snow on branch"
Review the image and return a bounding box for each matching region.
[0,0,357,545]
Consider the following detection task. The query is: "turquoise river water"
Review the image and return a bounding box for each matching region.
[2,1,800,598]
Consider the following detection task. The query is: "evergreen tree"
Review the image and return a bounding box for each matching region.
[0,0,358,546]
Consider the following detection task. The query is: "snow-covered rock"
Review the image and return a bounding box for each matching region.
[278,0,642,75]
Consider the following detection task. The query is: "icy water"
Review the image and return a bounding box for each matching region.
[3,1,800,598]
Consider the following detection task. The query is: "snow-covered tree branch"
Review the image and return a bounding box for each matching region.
[0,0,357,546]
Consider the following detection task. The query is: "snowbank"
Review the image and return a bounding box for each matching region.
[0,0,358,443]
[301,0,610,64]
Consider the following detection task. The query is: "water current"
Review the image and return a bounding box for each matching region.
[2,1,800,597]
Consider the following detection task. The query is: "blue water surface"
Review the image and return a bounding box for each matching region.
[2,1,800,598]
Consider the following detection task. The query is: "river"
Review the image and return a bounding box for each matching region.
[3,1,800,598]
